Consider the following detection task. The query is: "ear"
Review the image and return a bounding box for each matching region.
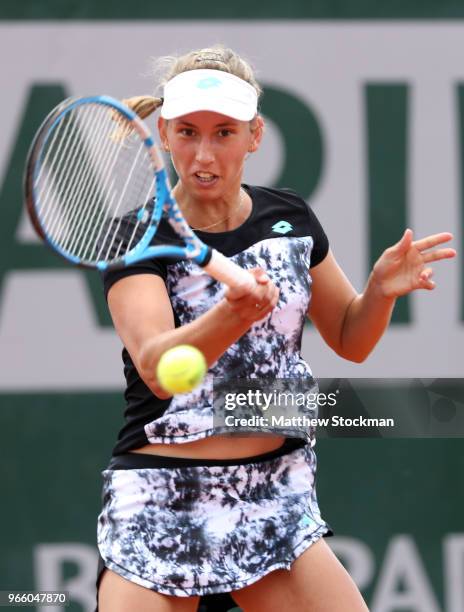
[158,116,168,149]
[248,115,265,153]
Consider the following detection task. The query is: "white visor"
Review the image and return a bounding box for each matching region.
[160,69,258,121]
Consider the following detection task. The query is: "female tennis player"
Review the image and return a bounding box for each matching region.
[96,46,456,612]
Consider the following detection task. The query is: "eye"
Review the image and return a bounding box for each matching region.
[218,128,233,137]
[179,127,195,137]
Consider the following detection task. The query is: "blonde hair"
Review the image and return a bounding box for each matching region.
[122,45,262,120]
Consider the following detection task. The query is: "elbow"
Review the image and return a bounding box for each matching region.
[336,350,368,364]
[337,328,372,364]
[348,353,369,364]
[335,344,371,364]
[137,340,173,400]
[150,383,173,401]
[137,333,166,379]
[139,366,173,400]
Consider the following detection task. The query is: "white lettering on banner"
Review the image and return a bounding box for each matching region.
[34,543,98,612]
[444,534,464,612]
[32,536,463,609]
[370,535,441,612]
[0,23,462,389]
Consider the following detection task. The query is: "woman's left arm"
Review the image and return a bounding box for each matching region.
[307,229,456,363]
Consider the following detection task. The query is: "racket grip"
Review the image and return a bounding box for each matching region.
[204,249,256,291]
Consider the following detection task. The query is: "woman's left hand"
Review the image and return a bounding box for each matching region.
[372,229,456,298]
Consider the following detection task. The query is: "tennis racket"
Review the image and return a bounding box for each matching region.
[23,95,256,292]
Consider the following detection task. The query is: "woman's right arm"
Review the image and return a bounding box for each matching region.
[107,270,279,399]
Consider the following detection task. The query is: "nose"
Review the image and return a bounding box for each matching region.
[195,137,215,165]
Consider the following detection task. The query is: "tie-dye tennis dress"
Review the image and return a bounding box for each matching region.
[97,185,333,597]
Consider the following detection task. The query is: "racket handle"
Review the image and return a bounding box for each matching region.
[204,249,256,291]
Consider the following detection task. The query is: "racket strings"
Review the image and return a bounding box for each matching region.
[96,134,149,262]
[68,107,132,258]
[38,104,109,254]
[61,106,135,259]
[39,112,78,229]
[52,105,106,247]
[96,143,156,262]
[34,103,156,265]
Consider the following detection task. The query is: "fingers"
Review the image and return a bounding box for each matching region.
[249,267,270,284]
[224,268,279,323]
[418,267,436,290]
[389,229,456,257]
[419,267,434,282]
[251,287,280,319]
[226,293,278,322]
[392,228,413,254]
[224,268,268,301]
[413,232,454,252]
[420,280,436,291]
[392,229,456,270]
[256,272,270,284]
[412,231,456,273]
[422,248,457,264]
[247,281,280,321]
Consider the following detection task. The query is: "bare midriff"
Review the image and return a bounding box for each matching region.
[130,434,286,459]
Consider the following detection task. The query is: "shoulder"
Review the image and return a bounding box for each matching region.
[247,184,327,236]
[248,184,309,210]
[246,185,329,268]
[247,184,323,226]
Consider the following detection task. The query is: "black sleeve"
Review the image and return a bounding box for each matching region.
[99,213,181,300]
[279,186,329,267]
[100,258,168,301]
[306,204,329,268]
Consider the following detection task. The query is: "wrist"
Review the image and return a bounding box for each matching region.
[368,271,397,302]
[216,298,254,331]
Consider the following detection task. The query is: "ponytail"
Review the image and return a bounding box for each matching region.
[122,95,163,120]
[110,95,163,141]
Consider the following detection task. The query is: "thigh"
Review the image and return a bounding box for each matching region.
[98,568,200,612]
[231,539,369,612]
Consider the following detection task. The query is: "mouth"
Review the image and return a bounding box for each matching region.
[194,171,219,185]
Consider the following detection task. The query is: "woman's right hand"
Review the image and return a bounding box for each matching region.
[223,268,279,324]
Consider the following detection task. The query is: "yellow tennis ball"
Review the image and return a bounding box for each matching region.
[156,345,207,394]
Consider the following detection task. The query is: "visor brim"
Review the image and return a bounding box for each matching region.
[160,97,256,121]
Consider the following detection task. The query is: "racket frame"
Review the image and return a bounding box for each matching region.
[24,95,255,292]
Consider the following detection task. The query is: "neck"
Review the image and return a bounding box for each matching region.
[173,183,249,232]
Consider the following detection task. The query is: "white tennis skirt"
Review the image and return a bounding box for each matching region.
[97,441,332,597]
